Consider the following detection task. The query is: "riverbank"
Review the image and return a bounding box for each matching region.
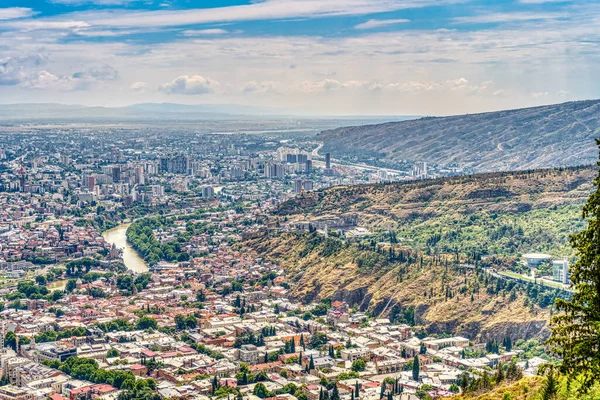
[103,224,149,273]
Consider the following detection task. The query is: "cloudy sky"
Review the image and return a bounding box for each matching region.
[0,0,599,115]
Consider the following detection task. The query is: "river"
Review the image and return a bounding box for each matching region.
[102,223,149,273]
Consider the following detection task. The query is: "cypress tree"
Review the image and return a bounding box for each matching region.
[412,355,420,382]
[309,355,315,370]
[355,381,359,398]
[460,373,469,393]
[495,362,504,384]
[331,385,340,400]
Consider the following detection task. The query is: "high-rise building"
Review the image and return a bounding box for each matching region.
[151,185,164,198]
[135,166,145,185]
[325,153,331,169]
[294,179,314,194]
[305,160,313,174]
[112,166,121,183]
[231,167,242,179]
[553,257,570,284]
[88,176,95,191]
[160,155,189,174]
[297,154,308,164]
[201,186,215,198]
[293,179,304,194]
[264,163,285,179]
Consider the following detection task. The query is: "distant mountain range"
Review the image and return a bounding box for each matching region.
[318,99,600,172]
[0,102,287,120]
[0,103,416,122]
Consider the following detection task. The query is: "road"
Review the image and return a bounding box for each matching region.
[310,141,404,175]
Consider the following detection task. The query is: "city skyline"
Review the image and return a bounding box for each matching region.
[0,0,599,115]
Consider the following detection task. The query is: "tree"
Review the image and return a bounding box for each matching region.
[136,316,157,330]
[449,384,459,393]
[309,355,315,370]
[331,385,340,400]
[253,383,269,398]
[460,372,469,393]
[211,375,220,394]
[506,360,523,381]
[65,279,77,293]
[107,348,120,358]
[495,362,504,384]
[185,314,197,329]
[174,314,186,330]
[4,332,16,351]
[548,144,600,389]
[541,368,558,400]
[412,356,420,382]
[310,332,328,349]
[351,359,366,372]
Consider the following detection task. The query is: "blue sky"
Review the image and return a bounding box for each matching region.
[0,0,598,115]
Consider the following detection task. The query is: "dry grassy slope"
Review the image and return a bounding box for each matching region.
[318,99,600,172]
[453,376,545,400]
[277,167,595,232]
[245,232,549,341]
[454,376,600,400]
[258,168,598,340]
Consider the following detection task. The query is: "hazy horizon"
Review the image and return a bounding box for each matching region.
[1,0,599,116]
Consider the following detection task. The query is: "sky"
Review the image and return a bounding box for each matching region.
[0,0,599,116]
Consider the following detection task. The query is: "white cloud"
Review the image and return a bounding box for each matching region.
[0,8,36,20]
[159,75,219,95]
[453,12,566,24]
[354,18,410,30]
[8,20,91,31]
[130,81,147,91]
[17,0,456,30]
[243,80,276,94]
[519,0,567,3]
[181,29,230,36]
[0,53,119,91]
[21,70,75,90]
[49,0,136,5]
[73,64,118,81]
[0,54,47,86]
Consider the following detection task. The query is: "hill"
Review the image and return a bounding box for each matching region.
[277,167,595,257]
[454,374,600,400]
[243,230,561,341]
[317,100,600,172]
[241,167,595,341]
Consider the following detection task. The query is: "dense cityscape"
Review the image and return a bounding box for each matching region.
[1,0,600,398]
[0,121,557,400]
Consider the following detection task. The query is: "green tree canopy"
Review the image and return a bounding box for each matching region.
[549,142,600,389]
